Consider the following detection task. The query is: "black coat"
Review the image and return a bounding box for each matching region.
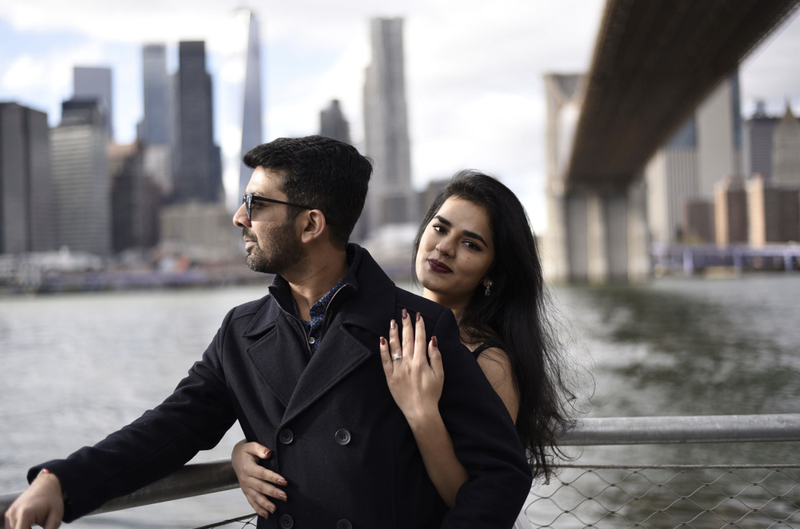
[32,245,531,528]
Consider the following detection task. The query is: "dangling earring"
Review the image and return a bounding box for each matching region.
[484,280,493,297]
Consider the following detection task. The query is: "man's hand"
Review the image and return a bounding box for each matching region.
[4,471,65,529]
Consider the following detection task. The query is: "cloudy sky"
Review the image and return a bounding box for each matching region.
[1,0,799,232]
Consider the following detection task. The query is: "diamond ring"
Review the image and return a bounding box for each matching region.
[392,353,402,361]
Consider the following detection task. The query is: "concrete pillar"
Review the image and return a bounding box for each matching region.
[565,194,588,282]
[626,176,651,282]
[606,193,630,280]
[542,191,570,283]
[543,176,650,283]
[586,194,609,283]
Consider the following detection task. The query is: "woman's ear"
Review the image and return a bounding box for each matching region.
[299,209,327,243]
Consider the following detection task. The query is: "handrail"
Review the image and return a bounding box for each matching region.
[3,413,799,524]
[561,413,800,445]
[1,460,238,525]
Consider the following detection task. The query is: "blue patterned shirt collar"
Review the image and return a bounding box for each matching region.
[292,277,347,352]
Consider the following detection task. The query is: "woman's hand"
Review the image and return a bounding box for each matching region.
[231,439,288,519]
[380,309,444,426]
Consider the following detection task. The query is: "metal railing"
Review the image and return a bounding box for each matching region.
[2,414,799,528]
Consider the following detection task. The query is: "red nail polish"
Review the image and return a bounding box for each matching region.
[380,336,386,345]
[432,336,438,348]
[402,308,408,319]
[416,312,421,322]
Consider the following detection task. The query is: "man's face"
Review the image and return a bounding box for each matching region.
[233,167,306,275]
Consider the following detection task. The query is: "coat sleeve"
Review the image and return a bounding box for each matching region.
[27,308,239,522]
[432,309,533,528]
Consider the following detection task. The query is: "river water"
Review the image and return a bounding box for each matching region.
[1,274,798,528]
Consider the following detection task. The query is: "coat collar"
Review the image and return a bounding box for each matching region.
[239,244,399,422]
[242,243,396,339]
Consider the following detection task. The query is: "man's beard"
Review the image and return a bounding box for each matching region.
[244,221,305,275]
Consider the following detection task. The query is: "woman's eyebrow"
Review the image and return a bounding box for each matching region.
[435,215,488,246]
[434,215,451,226]
[463,230,488,246]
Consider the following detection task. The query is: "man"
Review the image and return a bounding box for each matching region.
[6,136,531,528]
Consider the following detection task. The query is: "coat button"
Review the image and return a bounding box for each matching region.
[279,429,294,444]
[279,514,294,528]
[336,519,353,529]
[335,428,351,445]
[308,336,316,345]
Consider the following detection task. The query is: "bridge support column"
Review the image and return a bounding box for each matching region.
[543,177,650,283]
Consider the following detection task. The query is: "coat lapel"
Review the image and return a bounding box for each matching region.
[280,318,373,424]
[280,247,398,424]
[242,300,310,409]
[241,244,399,424]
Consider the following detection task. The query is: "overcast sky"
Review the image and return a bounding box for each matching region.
[1,1,799,232]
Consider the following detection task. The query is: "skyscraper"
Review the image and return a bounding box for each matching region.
[747,175,800,244]
[172,41,221,204]
[51,100,111,256]
[742,101,779,179]
[771,103,800,187]
[0,103,54,254]
[320,99,351,144]
[696,73,742,197]
[109,143,161,253]
[239,10,263,199]
[714,177,747,244]
[73,66,114,141]
[645,72,743,242]
[141,44,171,145]
[363,17,414,234]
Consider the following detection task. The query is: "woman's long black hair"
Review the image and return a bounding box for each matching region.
[413,170,575,481]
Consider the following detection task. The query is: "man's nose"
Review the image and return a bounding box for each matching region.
[233,203,250,228]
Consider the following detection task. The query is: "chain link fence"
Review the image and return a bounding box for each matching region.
[525,464,800,528]
[191,464,800,529]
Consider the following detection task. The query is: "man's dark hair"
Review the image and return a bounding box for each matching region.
[243,136,372,249]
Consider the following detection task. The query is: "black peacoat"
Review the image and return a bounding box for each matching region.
[31,244,532,528]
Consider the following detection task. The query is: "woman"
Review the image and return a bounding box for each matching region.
[231,171,574,525]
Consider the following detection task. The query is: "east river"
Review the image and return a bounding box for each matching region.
[1,274,799,528]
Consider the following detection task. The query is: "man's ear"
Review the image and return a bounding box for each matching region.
[299,209,327,243]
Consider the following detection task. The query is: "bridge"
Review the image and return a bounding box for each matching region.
[543,0,800,282]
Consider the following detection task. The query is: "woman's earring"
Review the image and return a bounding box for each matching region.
[484,280,493,297]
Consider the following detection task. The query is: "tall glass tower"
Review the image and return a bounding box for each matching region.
[363,17,415,235]
[239,10,263,198]
[172,41,220,204]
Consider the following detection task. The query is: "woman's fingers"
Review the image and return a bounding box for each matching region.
[413,313,427,365]
[401,308,414,360]
[428,335,443,379]
[243,487,276,519]
[379,335,392,374]
[388,317,401,362]
[258,467,288,487]
[246,474,288,499]
[242,441,271,459]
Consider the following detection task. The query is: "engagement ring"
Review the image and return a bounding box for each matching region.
[392,353,402,361]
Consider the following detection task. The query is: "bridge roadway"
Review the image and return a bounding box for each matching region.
[544,0,800,282]
[567,0,800,191]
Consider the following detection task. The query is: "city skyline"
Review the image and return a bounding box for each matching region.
[1,1,799,232]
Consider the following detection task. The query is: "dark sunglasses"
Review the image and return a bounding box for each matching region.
[242,193,313,220]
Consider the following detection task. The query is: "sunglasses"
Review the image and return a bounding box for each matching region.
[242,193,313,220]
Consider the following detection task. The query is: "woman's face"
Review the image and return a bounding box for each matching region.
[415,197,495,307]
